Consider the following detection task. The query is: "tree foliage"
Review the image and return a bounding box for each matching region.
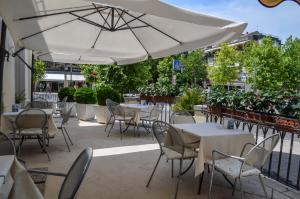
[33,59,46,83]
[179,50,207,87]
[80,61,151,93]
[208,43,240,86]
[242,37,300,92]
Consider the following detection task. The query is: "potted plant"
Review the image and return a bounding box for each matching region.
[94,85,121,123]
[207,86,226,115]
[58,87,76,116]
[173,87,204,115]
[15,90,26,109]
[74,87,97,121]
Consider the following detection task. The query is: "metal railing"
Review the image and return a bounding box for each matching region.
[33,92,58,102]
[205,110,300,190]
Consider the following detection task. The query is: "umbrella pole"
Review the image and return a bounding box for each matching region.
[0,20,7,113]
[31,53,34,103]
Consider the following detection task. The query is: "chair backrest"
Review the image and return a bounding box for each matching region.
[62,96,68,103]
[170,111,196,124]
[31,97,49,109]
[57,96,68,110]
[15,109,48,130]
[0,131,15,156]
[106,99,124,117]
[150,106,163,119]
[244,134,280,168]
[152,121,185,155]
[61,106,73,126]
[59,147,93,199]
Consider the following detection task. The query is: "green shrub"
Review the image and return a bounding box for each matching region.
[58,87,76,102]
[96,85,121,106]
[206,86,227,107]
[173,87,204,113]
[74,87,97,104]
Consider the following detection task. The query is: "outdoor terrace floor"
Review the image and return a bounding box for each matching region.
[19,116,299,199]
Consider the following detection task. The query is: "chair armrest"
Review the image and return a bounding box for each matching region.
[27,169,67,177]
[240,142,256,157]
[212,150,245,162]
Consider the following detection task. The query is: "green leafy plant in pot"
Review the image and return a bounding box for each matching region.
[173,87,204,115]
[94,85,121,123]
[74,87,97,121]
[58,87,76,102]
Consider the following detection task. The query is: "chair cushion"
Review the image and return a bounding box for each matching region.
[207,158,261,178]
[162,147,198,160]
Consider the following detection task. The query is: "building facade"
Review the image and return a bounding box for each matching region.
[204,31,281,89]
[37,62,84,93]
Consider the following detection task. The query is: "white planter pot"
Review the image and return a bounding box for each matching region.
[66,102,77,116]
[75,103,95,121]
[94,105,111,124]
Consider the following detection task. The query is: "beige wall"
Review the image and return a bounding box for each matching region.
[1,20,32,112]
[2,30,15,112]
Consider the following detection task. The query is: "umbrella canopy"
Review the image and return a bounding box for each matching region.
[0,0,247,65]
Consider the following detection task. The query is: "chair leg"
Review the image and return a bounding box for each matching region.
[239,178,244,199]
[61,128,71,152]
[40,131,51,161]
[171,160,174,178]
[146,153,162,187]
[105,116,112,132]
[174,159,183,199]
[107,120,115,137]
[208,165,215,199]
[198,171,204,195]
[18,136,25,157]
[63,127,73,145]
[232,179,237,196]
[259,174,269,199]
[119,121,123,140]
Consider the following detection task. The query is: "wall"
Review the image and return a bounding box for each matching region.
[1,18,32,112]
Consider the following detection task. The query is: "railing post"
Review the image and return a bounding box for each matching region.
[0,20,7,113]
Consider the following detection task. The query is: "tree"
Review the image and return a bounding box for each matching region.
[33,59,46,83]
[80,63,151,93]
[281,36,300,91]
[179,50,207,87]
[241,37,300,92]
[208,43,240,86]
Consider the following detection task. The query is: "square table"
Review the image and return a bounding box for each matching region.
[0,155,43,199]
[1,109,58,136]
[173,123,255,176]
[121,104,153,125]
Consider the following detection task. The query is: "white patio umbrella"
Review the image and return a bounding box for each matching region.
[0,0,247,65]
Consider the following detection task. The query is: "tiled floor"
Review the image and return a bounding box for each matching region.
[19,117,300,199]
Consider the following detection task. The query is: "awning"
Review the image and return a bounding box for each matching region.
[44,74,85,81]
[0,0,247,65]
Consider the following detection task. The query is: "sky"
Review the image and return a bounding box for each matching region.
[163,0,300,41]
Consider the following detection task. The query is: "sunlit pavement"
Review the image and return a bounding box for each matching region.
[19,117,299,199]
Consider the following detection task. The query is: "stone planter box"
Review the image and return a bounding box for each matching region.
[93,105,111,124]
[208,106,222,115]
[275,116,300,132]
[76,103,95,121]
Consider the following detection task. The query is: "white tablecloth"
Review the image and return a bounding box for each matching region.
[0,109,58,136]
[121,104,153,125]
[173,123,255,176]
[0,155,43,199]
